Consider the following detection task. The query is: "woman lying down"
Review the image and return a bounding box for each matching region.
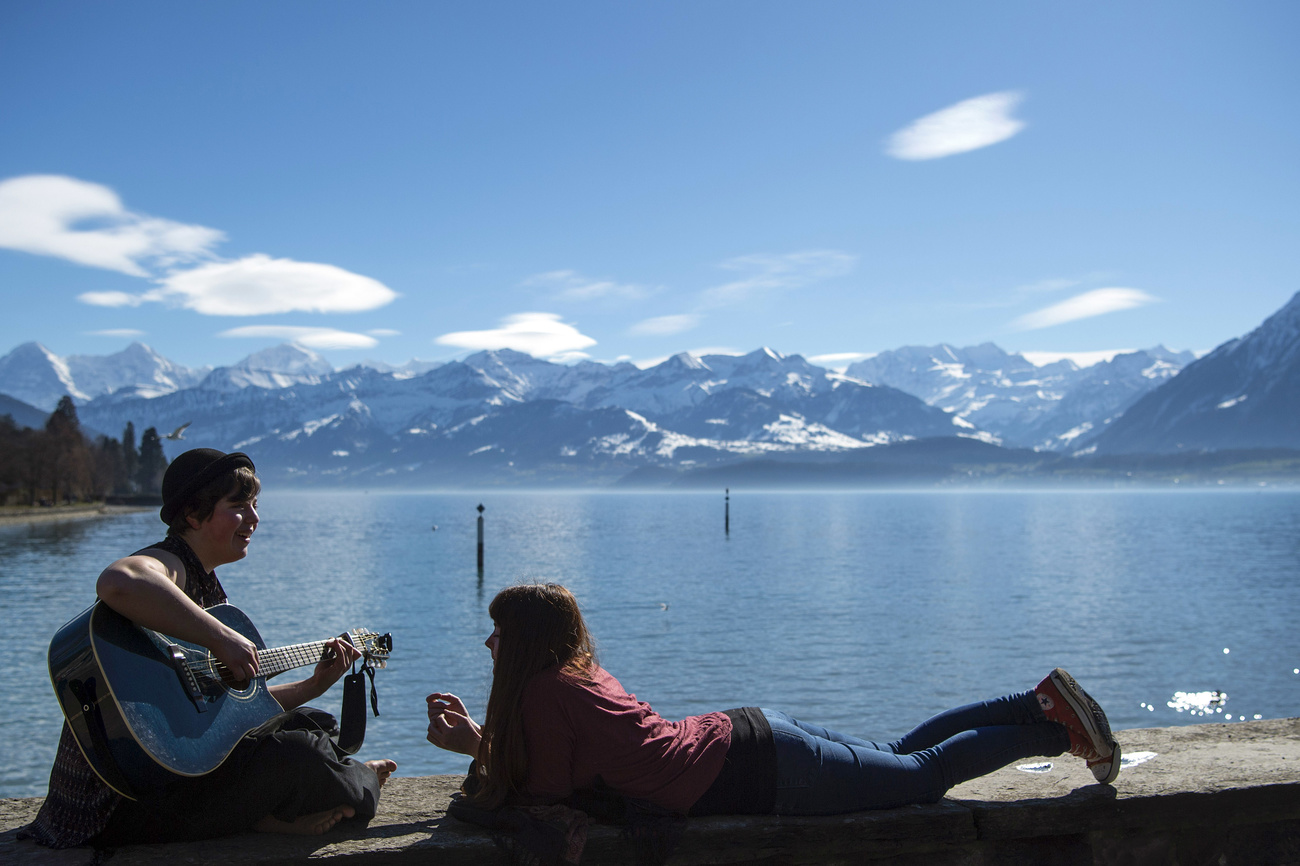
[425,583,1119,851]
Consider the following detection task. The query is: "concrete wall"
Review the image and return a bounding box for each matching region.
[4,718,1299,865]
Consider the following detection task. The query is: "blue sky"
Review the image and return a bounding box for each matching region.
[1,1,1297,371]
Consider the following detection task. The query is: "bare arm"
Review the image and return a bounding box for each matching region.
[99,551,359,709]
[96,552,260,681]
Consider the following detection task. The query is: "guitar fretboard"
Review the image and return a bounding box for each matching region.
[257,640,336,678]
[191,635,375,680]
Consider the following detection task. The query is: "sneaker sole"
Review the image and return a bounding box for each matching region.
[1090,741,1121,785]
[1050,668,1114,760]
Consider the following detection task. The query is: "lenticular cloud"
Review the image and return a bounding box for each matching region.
[1010,288,1157,332]
[156,254,398,316]
[218,325,379,349]
[437,312,597,359]
[886,92,1026,161]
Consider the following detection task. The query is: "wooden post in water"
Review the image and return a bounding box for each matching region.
[476,503,485,571]
[725,488,730,535]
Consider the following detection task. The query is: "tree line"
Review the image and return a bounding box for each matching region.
[0,396,167,506]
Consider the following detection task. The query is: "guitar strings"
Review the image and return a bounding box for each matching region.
[185,632,383,678]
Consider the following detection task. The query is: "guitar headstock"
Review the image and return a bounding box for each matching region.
[346,629,392,669]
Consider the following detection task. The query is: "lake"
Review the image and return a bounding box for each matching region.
[2,488,1298,799]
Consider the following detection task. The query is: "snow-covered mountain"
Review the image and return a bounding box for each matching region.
[18,296,1293,485]
[1092,291,1300,454]
[0,341,207,410]
[0,342,88,410]
[351,357,445,379]
[1020,347,1193,450]
[845,343,1195,449]
[197,343,333,393]
[75,346,969,485]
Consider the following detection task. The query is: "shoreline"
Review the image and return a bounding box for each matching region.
[0,504,152,527]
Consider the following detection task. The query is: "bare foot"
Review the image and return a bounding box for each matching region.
[255,804,356,835]
[366,759,397,787]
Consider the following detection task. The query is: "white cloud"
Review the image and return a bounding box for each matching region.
[367,328,401,337]
[886,92,1026,161]
[632,346,744,369]
[522,269,648,301]
[687,346,744,358]
[87,328,146,337]
[1009,288,1157,331]
[701,250,856,308]
[153,254,398,316]
[218,325,379,349]
[0,174,224,276]
[0,175,399,320]
[809,351,877,369]
[628,314,701,336]
[548,351,594,364]
[436,312,597,359]
[1020,349,1135,368]
[79,290,146,307]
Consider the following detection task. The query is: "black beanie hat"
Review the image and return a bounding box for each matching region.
[160,448,256,525]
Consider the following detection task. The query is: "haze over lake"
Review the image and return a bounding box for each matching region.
[3,489,1298,798]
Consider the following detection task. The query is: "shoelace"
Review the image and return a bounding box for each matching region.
[1068,741,1105,761]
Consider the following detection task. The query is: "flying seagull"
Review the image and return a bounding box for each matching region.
[164,422,192,441]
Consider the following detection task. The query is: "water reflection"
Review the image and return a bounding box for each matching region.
[1165,690,1228,716]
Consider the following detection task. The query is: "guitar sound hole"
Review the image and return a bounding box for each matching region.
[219,670,251,690]
[200,658,253,694]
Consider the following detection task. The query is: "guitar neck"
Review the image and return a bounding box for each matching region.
[256,639,338,678]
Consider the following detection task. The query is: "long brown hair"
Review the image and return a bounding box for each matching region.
[469,583,597,807]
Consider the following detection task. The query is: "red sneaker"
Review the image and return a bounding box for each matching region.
[1035,668,1120,784]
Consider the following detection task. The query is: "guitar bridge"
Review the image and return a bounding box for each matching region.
[168,645,208,713]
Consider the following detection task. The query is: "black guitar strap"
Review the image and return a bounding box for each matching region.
[337,661,380,755]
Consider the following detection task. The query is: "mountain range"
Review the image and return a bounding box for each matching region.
[845,343,1195,450]
[1,291,1296,486]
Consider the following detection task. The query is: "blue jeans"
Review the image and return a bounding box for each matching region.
[762,690,1069,814]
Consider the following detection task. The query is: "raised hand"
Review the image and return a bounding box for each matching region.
[426,692,483,756]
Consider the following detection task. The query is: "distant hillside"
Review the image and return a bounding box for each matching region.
[0,393,47,429]
[629,438,1300,489]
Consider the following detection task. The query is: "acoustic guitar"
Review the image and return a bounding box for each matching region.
[47,601,391,800]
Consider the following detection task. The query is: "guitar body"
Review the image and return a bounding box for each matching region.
[49,602,284,800]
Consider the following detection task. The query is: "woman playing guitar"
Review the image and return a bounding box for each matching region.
[22,449,397,849]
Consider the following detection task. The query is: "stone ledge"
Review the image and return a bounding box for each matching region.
[4,718,1298,865]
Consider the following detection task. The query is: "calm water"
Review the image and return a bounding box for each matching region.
[2,489,1298,798]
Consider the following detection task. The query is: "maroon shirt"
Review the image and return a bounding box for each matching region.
[521,665,731,814]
